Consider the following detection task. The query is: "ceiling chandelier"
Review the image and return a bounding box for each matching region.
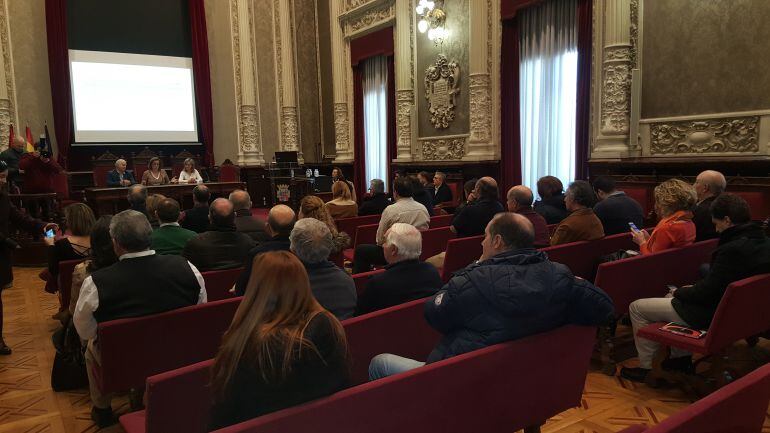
[415,0,448,43]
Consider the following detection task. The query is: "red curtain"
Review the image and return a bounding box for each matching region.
[189,0,214,167]
[45,0,72,168]
[575,0,593,180]
[352,66,366,201]
[500,19,522,191]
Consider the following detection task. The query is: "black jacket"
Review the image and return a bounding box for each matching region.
[423,248,614,363]
[182,225,256,272]
[1,187,44,287]
[534,194,569,225]
[181,205,210,234]
[413,188,434,216]
[234,235,292,295]
[358,193,390,216]
[693,196,718,242]
[672,223,770,329]
[451,199,504,238]
[356,259,443,315]
[234,209,269,242]
[431,183,453,204]
[106,169,137,187]
[593,192,644,236]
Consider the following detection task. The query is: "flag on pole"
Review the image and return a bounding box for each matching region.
[24,125,34,152]
[44,122,53,155]
[8,124,13,148]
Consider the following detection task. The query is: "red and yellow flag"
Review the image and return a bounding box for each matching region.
[24,125,34,152]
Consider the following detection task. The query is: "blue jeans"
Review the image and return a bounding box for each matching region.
[368,354,425,380]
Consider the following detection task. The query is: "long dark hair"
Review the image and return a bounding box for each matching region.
[86,216,118,273]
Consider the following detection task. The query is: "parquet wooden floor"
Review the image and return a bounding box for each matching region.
[0,267,768,432]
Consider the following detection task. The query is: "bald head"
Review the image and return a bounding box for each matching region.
[481,212,535,260]
[476,176,499,201]
[209,198,235,227]
[267,204,296,238]
[694,170,726,201]
[127,184,147,206]
[228,189,251,211]
[11,136,25,151]
[506,185,534,212]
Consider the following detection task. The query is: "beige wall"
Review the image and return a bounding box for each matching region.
[294,0,322,162]
[254,0,280,162]
[205,0,238,165]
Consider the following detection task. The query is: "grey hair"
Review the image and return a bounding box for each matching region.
[115,158,127,168]
[370,179,385,194]
[435,171,446,181]
[184,158,196,168]
[109,209,153,252]
[290,218,333,264]
[385,223,422,260]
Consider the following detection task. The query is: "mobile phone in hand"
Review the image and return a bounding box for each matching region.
[628,222,640,233]
[45,229,55,238]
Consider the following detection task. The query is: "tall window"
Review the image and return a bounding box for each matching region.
[519,0,578,194]
[362,55,389,192]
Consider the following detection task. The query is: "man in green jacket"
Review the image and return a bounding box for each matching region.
[151,198,197,255]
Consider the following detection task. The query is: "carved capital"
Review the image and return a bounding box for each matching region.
[421,137,466,161]
[650,116,759,155]
[396,90,414,160]
[239,104,261,153]
[469,74,492,143]
[280,106,299,152]
[600,55,632,135]
[334,102,352,156]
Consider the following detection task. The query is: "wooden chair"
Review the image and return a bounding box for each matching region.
[170,150,202,178]
[91,150,121,187]
[131,147,162,182]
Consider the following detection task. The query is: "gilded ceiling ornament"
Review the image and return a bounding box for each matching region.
[424,54,460,129]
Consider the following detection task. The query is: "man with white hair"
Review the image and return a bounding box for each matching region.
[356,223,442,315]
[693,170,726,241]
[290,218,356,319]
[106,158,136,187]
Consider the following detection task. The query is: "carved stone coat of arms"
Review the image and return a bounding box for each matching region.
[424,54,460,129]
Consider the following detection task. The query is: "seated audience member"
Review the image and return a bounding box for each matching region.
[621,193,770,382]
[229,189,267,242]
[68,216,118,319]
[451,177,503,237]
[411,175,434,216]
[234,204,296,295]
[209,251,348,430]
[632,179,696,255]
[692,170,726,241]
[18,149,63,193]
[432,171,453,204]
[325,180,358,219]
[507,185,549,247]
[356,223,442,315]
[358,178,390,216]
[181,184,211,233]
[299,195,350,254]
[176,158,203,184]
[550,181,604,246]
[74,210,207,426]
[331,166,356,202]
[183,198,256,271]
[454,178,478,214]
[352,176,430,274]
[368,213,614,379]
[106,159,136,187]
[290,219,356,319]
[46,203,94,281]
[145,193,166,228]
[592,176,644,236]
[141,157,170,186]
[126,184,148,215]
[534,176,569,224]
[151,198,197,255]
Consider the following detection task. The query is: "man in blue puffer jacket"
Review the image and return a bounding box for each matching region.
[369,212,614,379]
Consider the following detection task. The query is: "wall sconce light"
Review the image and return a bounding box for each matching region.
[416,0,448,44]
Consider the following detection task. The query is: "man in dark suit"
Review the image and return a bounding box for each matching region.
[106,159,136,187]
[592,176,644,236]
[450,177,504,238]
[356,223,442,315]
[431,171,453,204]
[182,198,256,271]
[228,189,268,242]
[358,179,390,216]
[692,170,726,242]
[181,184,211,233]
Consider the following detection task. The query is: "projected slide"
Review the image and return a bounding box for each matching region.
[69,50,199,143]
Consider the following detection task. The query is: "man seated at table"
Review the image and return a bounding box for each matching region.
[368,212,614,379]
[229,189,267,242]
[356,223,442,315]
[181,184,211,233]
[151,198,197,255]
[73,210,207,427]
[183,198,256,272]
[127,184,147,215]
[290,218,356,319]
[106,159,136,187]
[358,179,390,216]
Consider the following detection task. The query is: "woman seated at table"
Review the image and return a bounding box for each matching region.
[209,251,349,429]
[324,181,358,219]
[174,158,203,184]
[141,157,170,186]
[632,179,696,254]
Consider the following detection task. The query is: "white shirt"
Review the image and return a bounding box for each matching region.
[159,222,180,228]
[178,169,203,183]
[73,250,207,341]
[376,197,430,245]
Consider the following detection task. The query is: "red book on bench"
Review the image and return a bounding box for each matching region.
[659,322,707,339]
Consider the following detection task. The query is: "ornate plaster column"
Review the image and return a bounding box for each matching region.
[394,0,414,161]
[231,0,264,165]
[277,0,302,163]
[0,0,16,152]
[592,0,634,158]
[331,0,352,162]
[463,1,496,161]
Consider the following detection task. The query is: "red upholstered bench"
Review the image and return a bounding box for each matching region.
[440,235,483,282]
[342,223,379,262]
[201,268,243,301]
[351,269,385,297]
[541,232,637,281]
[429,213,453,228]
[618,363,770,433]
[636,274,770,389]
[419,226,455,261]
[93,297,241,396]
[335,215,380,239]
[57,259,84,312]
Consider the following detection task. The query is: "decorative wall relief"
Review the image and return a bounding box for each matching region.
[333,102,350,152]
[281,106,299,151]
[346,3,395,34]
[421,136,466,160]
[424,54,460,129]
[396,89,414,158]
[468,74,491,143]
[650,116,759,155]
[600,45,632,135]
[239,105,260,152]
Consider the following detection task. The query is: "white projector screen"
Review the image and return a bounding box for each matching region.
[69,50,199,144]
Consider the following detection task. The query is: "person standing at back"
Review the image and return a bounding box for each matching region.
[692,170,726,242]
[181,184,211,233]
[592,176,644,236]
